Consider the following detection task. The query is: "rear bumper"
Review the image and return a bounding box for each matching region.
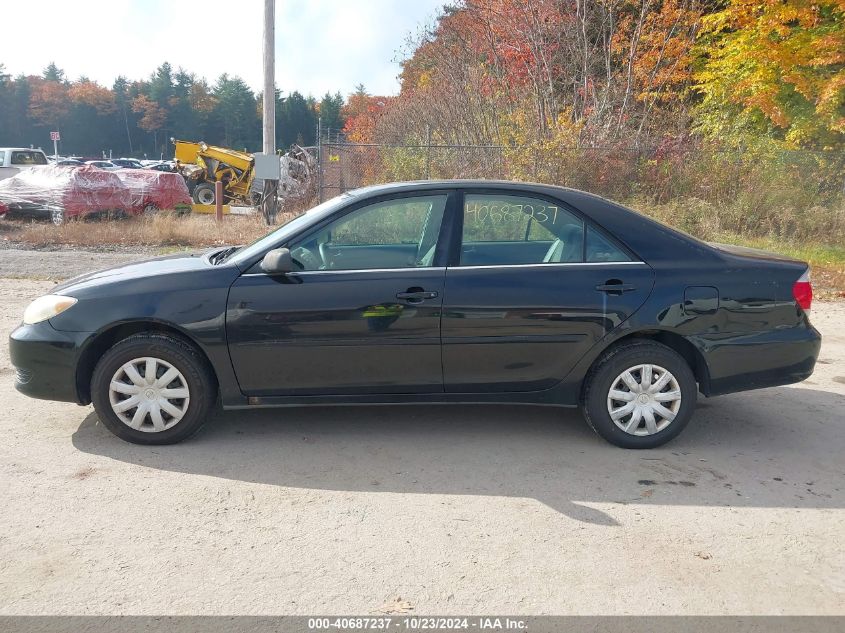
[9,322,90,404]
[700,325,822,396]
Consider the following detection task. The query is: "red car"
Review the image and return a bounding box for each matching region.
[0,165,190,224]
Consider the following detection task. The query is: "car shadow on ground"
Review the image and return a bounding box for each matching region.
[72,385,845,525]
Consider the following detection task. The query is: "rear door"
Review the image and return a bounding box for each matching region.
[441,190,654,393]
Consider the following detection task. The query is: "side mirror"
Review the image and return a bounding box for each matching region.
[260,248,295,274]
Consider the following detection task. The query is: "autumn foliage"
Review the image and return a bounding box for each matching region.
[342,88,393,143]
[364,0,705,147]
[695,0,845,148]
[346,0,844,152]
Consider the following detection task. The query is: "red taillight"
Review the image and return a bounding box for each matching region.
[793,269,813,314]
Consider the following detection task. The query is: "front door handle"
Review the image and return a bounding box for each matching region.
[396,290,438,302]
[595,283,636,295]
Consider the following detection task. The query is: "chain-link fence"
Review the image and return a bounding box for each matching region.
[317,141,845,208]
[318,143,506,200]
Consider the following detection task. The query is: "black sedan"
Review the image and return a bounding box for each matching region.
[9,181,820,448]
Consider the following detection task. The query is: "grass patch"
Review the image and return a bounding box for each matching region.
[1,212,275,249]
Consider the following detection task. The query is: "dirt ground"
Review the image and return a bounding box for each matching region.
[0,251,843,615]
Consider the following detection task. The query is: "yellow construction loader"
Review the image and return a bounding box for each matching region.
[172,139,260,206]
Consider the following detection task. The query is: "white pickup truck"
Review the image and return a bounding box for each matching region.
[0,148,51,181]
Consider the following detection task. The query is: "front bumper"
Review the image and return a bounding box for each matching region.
[9,321,91,404]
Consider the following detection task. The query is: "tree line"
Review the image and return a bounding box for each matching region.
[0,61,347,158]
[3,1,843,159]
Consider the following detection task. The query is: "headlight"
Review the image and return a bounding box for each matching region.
[23,294,78,325]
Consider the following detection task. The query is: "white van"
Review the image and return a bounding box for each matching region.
[0,148,51,181]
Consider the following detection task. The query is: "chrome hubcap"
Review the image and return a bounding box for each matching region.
[606,364,681,436]
[108,357,190,432]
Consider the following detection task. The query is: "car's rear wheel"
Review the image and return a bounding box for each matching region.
[581,341,697,449]
[91,333,216,444]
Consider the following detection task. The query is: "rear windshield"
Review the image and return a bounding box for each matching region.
[11,151,48,166]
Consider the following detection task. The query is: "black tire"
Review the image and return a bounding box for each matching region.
[581,341,697,449]
[192,182,215,205]
[90,333,217,445]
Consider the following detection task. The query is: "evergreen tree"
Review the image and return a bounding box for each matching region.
[319,91,345,139]
[277,91,316,147]
[112,76,135,154]
[0,65,13,144]
[42,62,65,83]
[212,74,260,150]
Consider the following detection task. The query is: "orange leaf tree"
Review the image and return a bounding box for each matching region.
[68,80,117,116]
[28,78,70,129]
[694,0,845,148]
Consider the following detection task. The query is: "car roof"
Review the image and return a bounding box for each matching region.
[349,179,574,195]
[346,179,635,211]
[0,147,46,152]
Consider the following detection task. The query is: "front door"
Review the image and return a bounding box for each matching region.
[442,191,655,392]
[226,193,452,396]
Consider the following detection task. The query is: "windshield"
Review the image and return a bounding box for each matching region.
[227,193,353,267]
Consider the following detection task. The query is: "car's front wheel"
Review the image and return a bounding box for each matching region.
[91,333,216,444]
[581,341,697,449]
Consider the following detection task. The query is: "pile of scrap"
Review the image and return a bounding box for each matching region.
[278,144,317,208]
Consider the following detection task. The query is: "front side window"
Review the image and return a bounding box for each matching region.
[289,195,448,271]
[11,151,48,166]
[460,194,584,266]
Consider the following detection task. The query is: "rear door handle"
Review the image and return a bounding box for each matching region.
[595,283,636,294]
[396,290,438,302]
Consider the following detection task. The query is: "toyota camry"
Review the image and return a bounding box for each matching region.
[9,181,821,448]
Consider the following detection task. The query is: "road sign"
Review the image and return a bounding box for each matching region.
[50,131,60,162]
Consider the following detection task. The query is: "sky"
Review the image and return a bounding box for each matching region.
[1,0,444,97]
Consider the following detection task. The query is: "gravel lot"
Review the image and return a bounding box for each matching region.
[0,245,168,280]
[0,250,843,615]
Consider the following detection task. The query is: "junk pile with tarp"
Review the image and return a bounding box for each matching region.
[114,169,192,214]
[0,165,191,225]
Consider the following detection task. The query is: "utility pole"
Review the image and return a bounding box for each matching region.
[261,0,278,224]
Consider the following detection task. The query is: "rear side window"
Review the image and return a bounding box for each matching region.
[11,151,48,166]
[585,226,632,262]
[460,194,584,266]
